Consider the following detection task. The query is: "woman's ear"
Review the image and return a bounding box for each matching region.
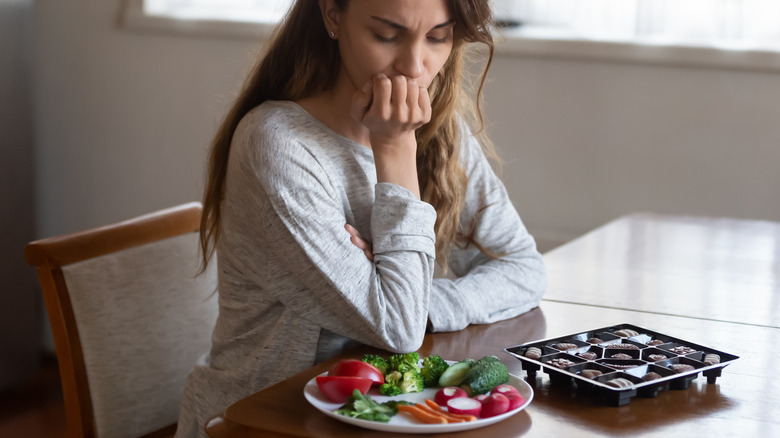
[319,0,342,38]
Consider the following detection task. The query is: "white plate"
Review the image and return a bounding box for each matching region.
[303,368,533,434]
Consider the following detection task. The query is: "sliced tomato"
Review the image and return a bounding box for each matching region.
[315,376,373,403]
[327,359,384,386]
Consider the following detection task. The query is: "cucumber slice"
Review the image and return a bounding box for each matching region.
[438,359,474,387]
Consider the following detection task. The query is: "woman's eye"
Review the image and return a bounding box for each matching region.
[375,34,397,43]
[427,36,448,43]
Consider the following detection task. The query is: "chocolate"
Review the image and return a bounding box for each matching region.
[548,358,576,369]
[647,354,667,362]
[614,329,639,337]
[577,352,598,360]
[580,369,602,379]
[670,346,697,355]
[610,353,633,360]
[606,343,640,350]
[704,354,721,366]
[670,364,695,373]
[647,339,664,346]
[553,342,579,351]
[586,337,603,344]
[525,347,542,359]
[600,362,638,370]
[642,372,662,382]
[605,377,634,388]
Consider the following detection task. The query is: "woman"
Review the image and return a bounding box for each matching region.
[175,0,545,435]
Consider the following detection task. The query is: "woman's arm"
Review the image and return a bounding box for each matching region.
[427,130,547,332]
[221,107,436,353]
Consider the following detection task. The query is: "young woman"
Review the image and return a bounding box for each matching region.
[175,0,545,435]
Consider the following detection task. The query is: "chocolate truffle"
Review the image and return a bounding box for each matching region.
[614,329,639,337]
[581,369,603,379]
[610,353,633,360]
[642,372,662,382]
[525,347,542,360]
[586,337,603,344]
[670,364,695,373]
[606,343,640,350]
[601,362,637,370]
[704,353,721,366]
[670,346,696,355]
[605,377,634,388]
[548,358,576,369]
[577,352,598,360]
[553,342,579,351]
[647,354,667,362]
[647,339,664,346]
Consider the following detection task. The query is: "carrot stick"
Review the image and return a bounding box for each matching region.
[415,403,467,423]
[397,404,448,424]
[424,399,478,422]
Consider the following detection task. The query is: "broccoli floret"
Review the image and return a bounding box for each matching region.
[385,370,403,386]
[389,352,420,373]
[379,383,402,396]
[399,370,424,394]
[362,354,390,375]
[420,354,449,387]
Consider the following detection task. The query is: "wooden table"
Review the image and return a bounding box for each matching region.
[205,213,780,437]
[543,212,780,328]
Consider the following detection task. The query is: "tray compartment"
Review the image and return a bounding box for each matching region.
[504,323,739,406]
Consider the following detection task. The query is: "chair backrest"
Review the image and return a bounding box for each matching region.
[24,202,218,438]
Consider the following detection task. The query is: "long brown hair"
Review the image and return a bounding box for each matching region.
[200,0,497,271]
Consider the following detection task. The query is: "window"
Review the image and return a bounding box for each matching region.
[498,0,780,49]
[143,0,292,24]
[125,0,780,71]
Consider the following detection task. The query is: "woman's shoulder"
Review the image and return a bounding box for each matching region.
[238,100,310,138]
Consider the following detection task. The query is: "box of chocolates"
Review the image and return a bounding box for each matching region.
[504,323,739,406]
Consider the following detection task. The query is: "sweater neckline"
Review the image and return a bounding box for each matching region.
[277,100,374,159]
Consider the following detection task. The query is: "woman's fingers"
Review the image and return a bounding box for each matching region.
[418,84,431,125]
[356,74,432,140]
[344,224,374,262]
[350,79,374,123]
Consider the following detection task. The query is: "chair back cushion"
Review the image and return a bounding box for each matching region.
[61,231,217,438]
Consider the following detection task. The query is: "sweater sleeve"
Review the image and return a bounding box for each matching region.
[427,129,546,332]
[223,112,436,353]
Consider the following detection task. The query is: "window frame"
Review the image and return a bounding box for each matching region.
[120,0,780,73]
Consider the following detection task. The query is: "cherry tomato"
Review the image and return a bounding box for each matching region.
[315,376,373,403]
[328,359,384,386]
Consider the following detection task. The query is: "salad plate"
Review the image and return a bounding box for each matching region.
[303,369,532,433]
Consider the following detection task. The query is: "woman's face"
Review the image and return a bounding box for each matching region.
[324,0,455,90]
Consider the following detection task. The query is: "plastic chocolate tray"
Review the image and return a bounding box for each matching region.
[504,323,739,406]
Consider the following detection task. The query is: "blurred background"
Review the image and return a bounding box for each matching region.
[2,0,779,434]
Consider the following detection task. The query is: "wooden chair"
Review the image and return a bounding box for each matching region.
[24,202,219,438]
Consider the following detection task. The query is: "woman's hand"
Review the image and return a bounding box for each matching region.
[345,224,374,262]
[351,74,431,199]
[351,74,432,146]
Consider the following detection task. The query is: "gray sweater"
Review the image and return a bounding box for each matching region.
[175,101,545,437]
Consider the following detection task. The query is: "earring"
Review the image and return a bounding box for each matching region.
[329,31,336,39]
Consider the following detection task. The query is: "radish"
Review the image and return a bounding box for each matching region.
[434,387,467,406]
[492,384,519,397]
[503,392,526,410]
[480,393,510,418]
[474,394,489,403]
[446,397,482,417]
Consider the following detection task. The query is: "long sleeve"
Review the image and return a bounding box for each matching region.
[427,129,546,332]
[219,103,436,354]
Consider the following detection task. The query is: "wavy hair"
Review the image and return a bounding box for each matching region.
[200,0,497,271]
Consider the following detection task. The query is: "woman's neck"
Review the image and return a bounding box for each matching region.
[297,74,371,148]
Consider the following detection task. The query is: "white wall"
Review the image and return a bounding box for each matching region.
[33,1,780,253]
[485,54,780,248]
[33,0,259,237]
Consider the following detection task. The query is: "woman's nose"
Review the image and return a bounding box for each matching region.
[395,42,423,79]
